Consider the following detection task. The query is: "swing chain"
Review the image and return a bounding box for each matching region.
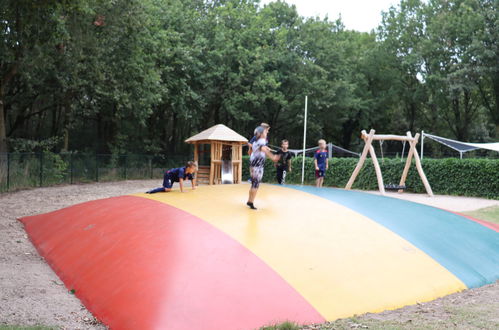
[401,141,406,162]
[379,140,384,162]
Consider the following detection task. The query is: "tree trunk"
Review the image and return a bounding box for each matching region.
[171,112,178,153]
[0,7,23,153]
[62,128,69,151]
[462,90,472,141]
[341,117,358,150]
[96,113,103,153]
[0,93,7,153]
[493,76,499,137]
[61,92,72,152]
[409,103,416,132]
[0,63,20,153]
[452,98,465,140]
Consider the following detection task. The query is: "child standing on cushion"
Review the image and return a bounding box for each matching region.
[146,161,197,193]
[274,139,293,184]
[314,139,328,188]
[247,126,279,210]
[247,122,270,156]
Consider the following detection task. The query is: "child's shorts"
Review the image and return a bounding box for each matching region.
[315,169,325,178]
[250,166,264,189]
[162,173,173,189]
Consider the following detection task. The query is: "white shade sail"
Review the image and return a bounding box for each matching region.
[423,133,499,153]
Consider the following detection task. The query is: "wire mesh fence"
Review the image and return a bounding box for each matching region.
[0,152,191,193]
[0,146,496,193]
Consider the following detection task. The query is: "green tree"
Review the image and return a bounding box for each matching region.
[0,0,77,152]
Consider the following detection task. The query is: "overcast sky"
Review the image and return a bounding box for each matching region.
[259,0,400,32]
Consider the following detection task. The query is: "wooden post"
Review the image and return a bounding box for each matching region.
[368,143,385,195]
[346,129,375,190]
[212,142,222,184]
[347,129,433,197]
[232,143,243,184]
[238,144,242,184]
[398,132,416,193]
[398,132,433,196]
[412,133,434,197]
[209,142,214,185]
[193,143,199,164]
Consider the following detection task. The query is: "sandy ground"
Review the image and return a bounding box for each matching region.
[0,180,158,329]
[364,190,499,212]
[0,181,497,329]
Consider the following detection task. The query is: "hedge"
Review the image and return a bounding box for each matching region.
[242,156,499,199]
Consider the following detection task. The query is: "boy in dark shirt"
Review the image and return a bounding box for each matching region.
[146,161,197,193]
[314,139,329,188]
[275,139,293,184]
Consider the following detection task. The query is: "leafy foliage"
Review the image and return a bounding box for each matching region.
[243,156,499,199]
[1,0,497,156]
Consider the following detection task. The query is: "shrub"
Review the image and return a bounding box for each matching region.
[242,156,499,199]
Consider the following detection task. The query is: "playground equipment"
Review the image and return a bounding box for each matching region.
[221,159,233,184]
[185,124,247,185]
[19,184,498,329]
[346,129,433,196]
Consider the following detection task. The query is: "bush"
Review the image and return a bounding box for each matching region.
[242,156,499,199]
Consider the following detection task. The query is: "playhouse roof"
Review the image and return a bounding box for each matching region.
[185,124,248,144]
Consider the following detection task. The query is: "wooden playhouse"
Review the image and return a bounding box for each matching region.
[185,124,248,185]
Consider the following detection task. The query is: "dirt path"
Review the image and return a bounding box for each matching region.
[0,181,497,329]
[0,180,157,329]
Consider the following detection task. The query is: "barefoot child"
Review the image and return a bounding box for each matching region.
[275,139,293,184]
[247,126,279,210]
[146,161,197,193]
[314,139,328,188]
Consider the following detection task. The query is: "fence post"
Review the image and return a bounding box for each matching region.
[39,152,43,187]
[124,155,128,180]
[95,154,99,182]
[150,156,153,179]
[70,152,74,185]
[7,153,10,191]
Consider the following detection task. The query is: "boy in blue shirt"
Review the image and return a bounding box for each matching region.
[146,161,197,193]
[314,139,328,188]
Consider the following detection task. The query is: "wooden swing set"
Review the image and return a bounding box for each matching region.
[345,129,433,197]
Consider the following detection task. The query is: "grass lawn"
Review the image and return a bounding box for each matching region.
[463,205,499,224]
[265,205,499,330]
[265,298,499,330]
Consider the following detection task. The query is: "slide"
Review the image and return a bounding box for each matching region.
[221,160,233,184]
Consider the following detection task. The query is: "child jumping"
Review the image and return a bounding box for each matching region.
[314,139,328,188]
[247,122,270,156]
[275,139,293,184]
[146,161,197,193]
[247,126,279,210]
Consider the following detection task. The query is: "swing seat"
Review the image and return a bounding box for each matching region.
[384,183,406,191]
